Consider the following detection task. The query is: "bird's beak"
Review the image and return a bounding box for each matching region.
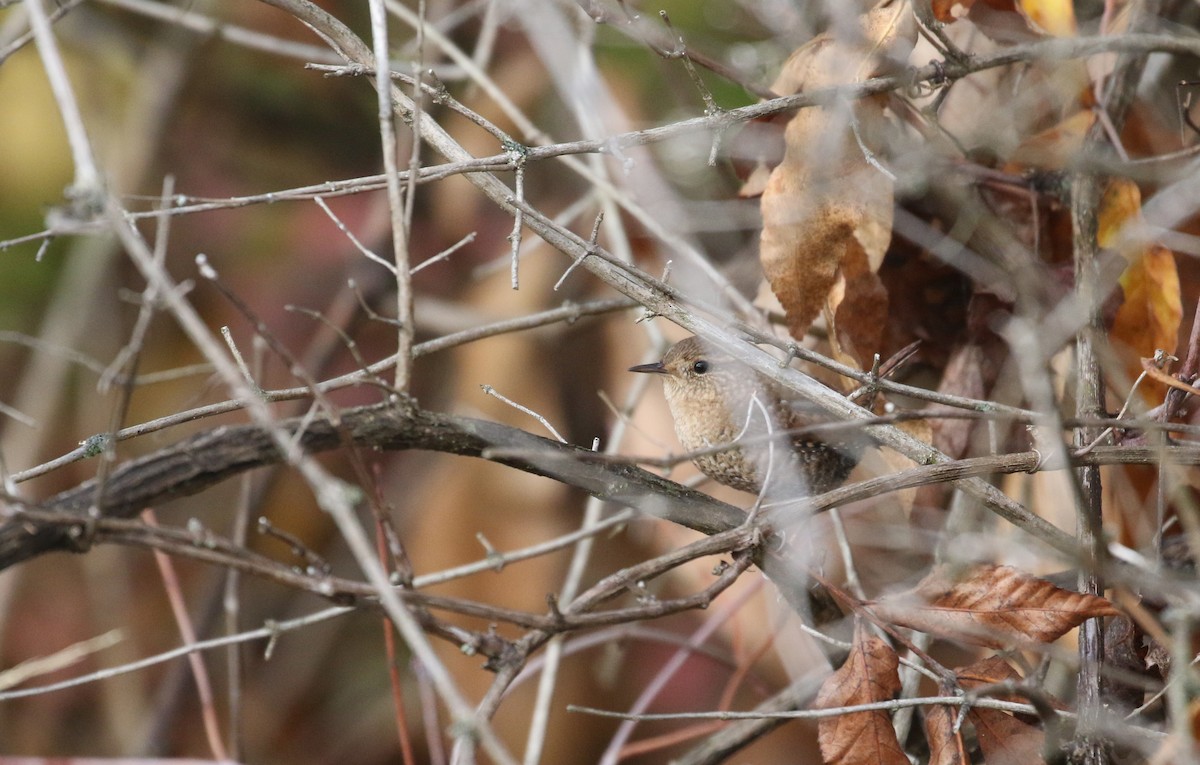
[628,361,667,375]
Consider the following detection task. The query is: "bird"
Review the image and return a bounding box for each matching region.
[629,336,862,495]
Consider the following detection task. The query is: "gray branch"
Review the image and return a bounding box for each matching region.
[0,398,744,569]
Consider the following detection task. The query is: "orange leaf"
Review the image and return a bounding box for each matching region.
[1098,179,1184,397]
[931,0,974,22]
[868,565,1119,648]
[1017,0,1077,36]
[1006,110,1095,171]
[1113,245,1182,361]
[814,620,908,765]
[1097,178,1142,249]
[827,245,890,370]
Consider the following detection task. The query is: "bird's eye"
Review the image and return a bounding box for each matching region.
[691,359,709,375]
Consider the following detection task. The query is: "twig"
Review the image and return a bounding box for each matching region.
[22,0,102,213]
[105,198,515,765]
[366,0,414,393]
[143,509,228,761]
[314,196,397,273]
[524,357,639,765]
[1161,296,1200,423]
[658,9,724,167]
[572,694,1067,722]
[1069,2,1164,753]
[9,297,638,485]
[480,384,566,444]
[411,231,476,274]
[553,212,604,292]
[91,0,338,64]
[375,514,417,765]
[0,629,122,691]
[0,0,85,65]
[597,563,758,765]
[0,607,355,701]
[10,33,1199,249]
[507,152,527,290]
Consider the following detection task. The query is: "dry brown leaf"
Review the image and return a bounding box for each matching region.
[924,696,967,765]
[814,620,908,765]
[955,656,1049,765]
[967,0,1053,42]
[1005,110,1095,171]
[970,703,1047,765]
[759,0,914,367]
[868,564,1119,648]
[827,244,890,371]
[956,654,1023,687]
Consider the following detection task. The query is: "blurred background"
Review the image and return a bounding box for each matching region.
[3,0,1200,762]
[0,1,829,762]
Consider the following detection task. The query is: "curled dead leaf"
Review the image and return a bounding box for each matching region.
[969,698,1047,765]
[1097,178,1142,250]
[924,690,967,765]
[956,657,1050,765]
[759,0,915,368]
[1006,110,1095,171]
[956,654,1023,687]
[868,564,1119,648]
[814,620,908,765]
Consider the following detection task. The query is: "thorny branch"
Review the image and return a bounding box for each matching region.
[7,33,1200,251]
[5,398,1200,602]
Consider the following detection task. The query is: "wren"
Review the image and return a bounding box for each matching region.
[630,336,861,495]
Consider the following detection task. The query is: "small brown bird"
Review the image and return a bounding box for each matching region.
[630,336,862,495]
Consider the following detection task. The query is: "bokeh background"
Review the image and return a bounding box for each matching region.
[4,0,1200,763]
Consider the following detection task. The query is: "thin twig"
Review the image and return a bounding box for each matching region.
[314,196,397,273]
[22,0,101,209]
[143,510,228,761]
[507,156,527,290]
[480,384,566,444]
[366,0,415,392]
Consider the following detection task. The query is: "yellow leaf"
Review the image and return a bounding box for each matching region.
[1018,0,1077,36]
[1093,178,1183,400]
[1097,178,1142,251]
[1112,245,1182,360]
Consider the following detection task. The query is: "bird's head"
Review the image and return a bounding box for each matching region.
[628,336,752,410]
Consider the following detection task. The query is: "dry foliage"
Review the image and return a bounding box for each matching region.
[2,0,1200,763]
[868,564,1120,648]
[813,621,908,765]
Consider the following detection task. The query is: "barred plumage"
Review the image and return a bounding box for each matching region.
[630,337,861,495]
